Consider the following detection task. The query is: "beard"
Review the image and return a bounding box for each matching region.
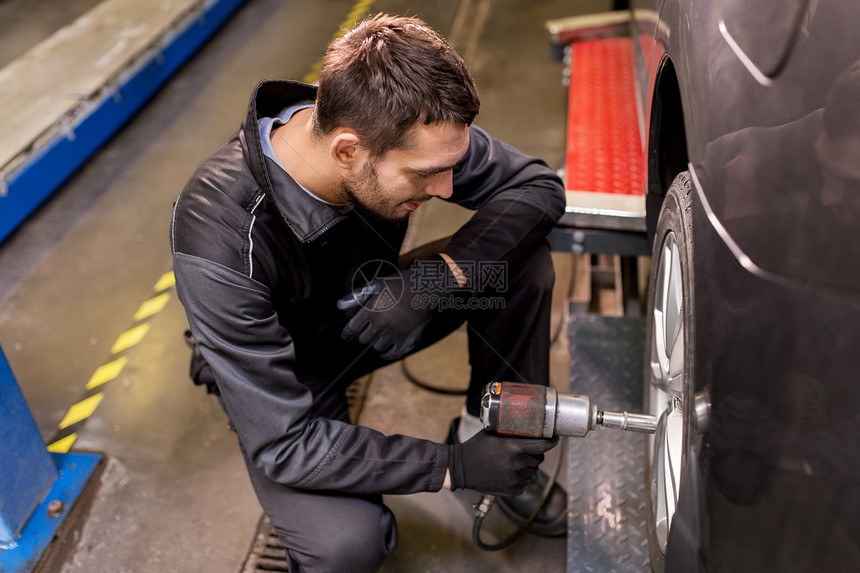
[340,161,429,222]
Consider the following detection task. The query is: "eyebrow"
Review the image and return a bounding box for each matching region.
[410,163,459,177]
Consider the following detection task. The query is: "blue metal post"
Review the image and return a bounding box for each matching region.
[0,347,56,544]
[0,346,101,572]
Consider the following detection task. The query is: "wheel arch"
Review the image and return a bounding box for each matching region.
[645,54,689,244]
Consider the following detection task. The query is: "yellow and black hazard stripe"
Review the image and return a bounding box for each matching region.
[45,0,377,454]
[46,270,176,453]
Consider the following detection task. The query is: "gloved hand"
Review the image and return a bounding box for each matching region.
[447,430,558,496]
[338,256,463,360]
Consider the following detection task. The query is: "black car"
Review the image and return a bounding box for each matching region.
[632,1,860,571]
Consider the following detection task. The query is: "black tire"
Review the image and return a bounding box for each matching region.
[643,171,697,572]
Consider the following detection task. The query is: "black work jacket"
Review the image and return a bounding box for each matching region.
[170,80,565,495]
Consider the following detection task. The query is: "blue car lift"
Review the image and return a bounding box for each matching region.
[0,346,102,572]
[0,0,247,245]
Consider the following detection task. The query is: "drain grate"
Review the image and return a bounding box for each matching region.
[241,515,289,572]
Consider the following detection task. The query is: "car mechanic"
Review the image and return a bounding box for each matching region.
[171,13,566,572]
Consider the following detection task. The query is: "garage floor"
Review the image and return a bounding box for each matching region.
[0,0,615,571]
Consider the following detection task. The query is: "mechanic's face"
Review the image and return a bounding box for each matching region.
[341,122,470,221]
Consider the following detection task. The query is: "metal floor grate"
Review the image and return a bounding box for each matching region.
[566,313,651,572]
[241,515,289,573]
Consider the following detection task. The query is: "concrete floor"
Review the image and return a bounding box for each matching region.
[0,0,615,571]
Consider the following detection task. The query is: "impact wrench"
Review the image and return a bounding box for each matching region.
[472,381,658,550]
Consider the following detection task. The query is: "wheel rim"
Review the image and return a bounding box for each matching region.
[648,231,686,555]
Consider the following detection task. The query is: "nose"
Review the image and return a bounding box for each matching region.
[425,170,454,199]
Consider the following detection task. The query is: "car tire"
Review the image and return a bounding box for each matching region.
[644,171,697,572]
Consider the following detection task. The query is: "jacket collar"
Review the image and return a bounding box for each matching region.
[241,79,347,243]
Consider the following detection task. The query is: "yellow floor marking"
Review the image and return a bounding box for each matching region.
[46,2,384,453]
[50,268,174,451]
[47,433,77,453]
[134,292,171,322]
[111,323,151,354]
[86,356,129,389]
[345,0,375,24]
[58,393,104,429]
[154,270,175,292]
[302,62,322,85]
[302,0,376,84]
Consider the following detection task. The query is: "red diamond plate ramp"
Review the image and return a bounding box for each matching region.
[567,37,643,196]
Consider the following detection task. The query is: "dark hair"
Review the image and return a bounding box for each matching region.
[314,13,480,157]
[824,59,860,139]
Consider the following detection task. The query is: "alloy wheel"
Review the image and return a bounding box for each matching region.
[647,230,686,555]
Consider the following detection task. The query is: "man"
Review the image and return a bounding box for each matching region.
[171,13,566,572]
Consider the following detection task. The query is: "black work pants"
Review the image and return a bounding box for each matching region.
[233,241,555,573]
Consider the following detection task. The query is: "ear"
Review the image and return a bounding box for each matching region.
[330,130,365,170]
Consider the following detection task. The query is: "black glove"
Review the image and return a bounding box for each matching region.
[447,430,558,496]
[338,256,465,360]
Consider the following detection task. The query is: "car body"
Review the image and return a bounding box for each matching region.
[631,1,860,571]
